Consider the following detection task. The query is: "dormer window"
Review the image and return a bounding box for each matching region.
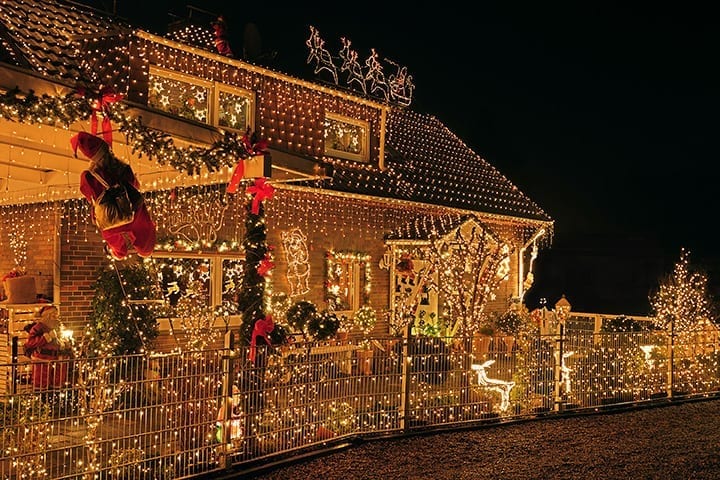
[148,66,255,131]
[218,86,253,131]
[148,68,211,123]
[324,113,369,163]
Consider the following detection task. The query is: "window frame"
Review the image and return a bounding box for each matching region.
[325,251,371,315]
[149,251,245,311]
[323,112,370,163]
[148,65,256,132]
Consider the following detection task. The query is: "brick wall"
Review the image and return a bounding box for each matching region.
[3,191,526,348]
[0,204,59,302]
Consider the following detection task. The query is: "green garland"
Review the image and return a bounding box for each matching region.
[0,87,253,176]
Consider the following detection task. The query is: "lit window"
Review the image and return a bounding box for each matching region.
[324,113,369,162]
[147,254,245,315]
[325,251,371,313]
[148,66,255,131]
[148,69,210,123]
[217,87,254,131]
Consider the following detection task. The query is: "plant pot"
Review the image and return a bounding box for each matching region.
[357,349,373,375]
[473,335,492,355]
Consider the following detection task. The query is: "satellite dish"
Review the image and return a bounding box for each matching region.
[243,22,262,61]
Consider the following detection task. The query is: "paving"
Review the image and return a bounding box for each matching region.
[244,398,720,480]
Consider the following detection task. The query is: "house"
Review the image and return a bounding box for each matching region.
[0,0,553,353]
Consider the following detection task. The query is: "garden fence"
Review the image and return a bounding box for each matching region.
[1,326,719,479]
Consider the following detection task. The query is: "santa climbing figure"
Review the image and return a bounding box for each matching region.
[73,132,156,260]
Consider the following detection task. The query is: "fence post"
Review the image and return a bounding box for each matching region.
[399,323,412,432]
[218,331,235,470]
[666,321,674,399]
[553,323,565,412]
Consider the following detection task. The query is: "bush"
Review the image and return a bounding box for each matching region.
[307,310,341,340]
[286,300,318,334]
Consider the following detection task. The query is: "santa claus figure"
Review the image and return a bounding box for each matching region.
[23,306,68,390]
[72,132,156,260]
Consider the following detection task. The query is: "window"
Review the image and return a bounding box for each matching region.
[217,86,254,131]
[148,68,211,123]
[147,253,245,315]
[148,66,255,131]
[324,113,369,163]
[325,251,371,313]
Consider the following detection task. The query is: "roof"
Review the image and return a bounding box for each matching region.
[0,0,552,226]
[384,213,476,242]
[0,0,130,84]
[327,108,552,222]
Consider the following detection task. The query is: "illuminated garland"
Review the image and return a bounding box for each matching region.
[0,87,254,176]
[155,236,243,253]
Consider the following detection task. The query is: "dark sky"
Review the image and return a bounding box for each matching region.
[111,1,720,316]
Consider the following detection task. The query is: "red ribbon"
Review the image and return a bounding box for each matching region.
[249,314,274,364]
[247,177,274,215]
[86,87,123,146]
[257,253,275,277]
[226,161,244,194]
[227,130,269,194]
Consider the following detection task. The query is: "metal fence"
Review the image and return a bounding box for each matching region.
[2,327,719,479]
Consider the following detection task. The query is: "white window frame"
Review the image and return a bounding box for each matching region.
[324,112,370,163]
[148,66,255,131]
[149,251,244,308]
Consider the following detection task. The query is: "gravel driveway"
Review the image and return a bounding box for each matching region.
[242,398,720,480]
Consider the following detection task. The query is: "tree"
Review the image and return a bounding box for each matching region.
[87,263,159,355]
[238,194,269,345]
[650,248,714,333]
[425,218,512,337]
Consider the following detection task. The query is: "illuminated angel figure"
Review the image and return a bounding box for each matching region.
[365,48,389,101]
[339,37,367,94]
[306,25,338,84]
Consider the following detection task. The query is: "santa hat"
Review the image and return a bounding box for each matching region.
[70,132,109,162]
[36,305,59,330]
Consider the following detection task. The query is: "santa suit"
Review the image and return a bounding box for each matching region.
[24,316,67,389]
[73,130,155,260]
[80,166,156,259]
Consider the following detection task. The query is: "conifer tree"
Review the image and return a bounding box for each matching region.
[650,248,714,333]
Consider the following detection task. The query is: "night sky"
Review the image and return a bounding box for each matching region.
[111,1,720,316]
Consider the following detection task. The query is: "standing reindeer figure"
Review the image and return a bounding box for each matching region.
[365,48,389,101]
[472,360,516,413]
[305,25,338,84]
[339,37,367,94]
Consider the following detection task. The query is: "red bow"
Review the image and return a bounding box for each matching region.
[241,128,269,156]
[247,177,274,215]
[257,253,275,277]
[82,87,123,146]
[249,314,274,363]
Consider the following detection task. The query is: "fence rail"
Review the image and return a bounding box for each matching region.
[2,326,719,479]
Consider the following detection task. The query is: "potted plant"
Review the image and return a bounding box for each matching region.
[307,310,341,341]
[474,324,495,355]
